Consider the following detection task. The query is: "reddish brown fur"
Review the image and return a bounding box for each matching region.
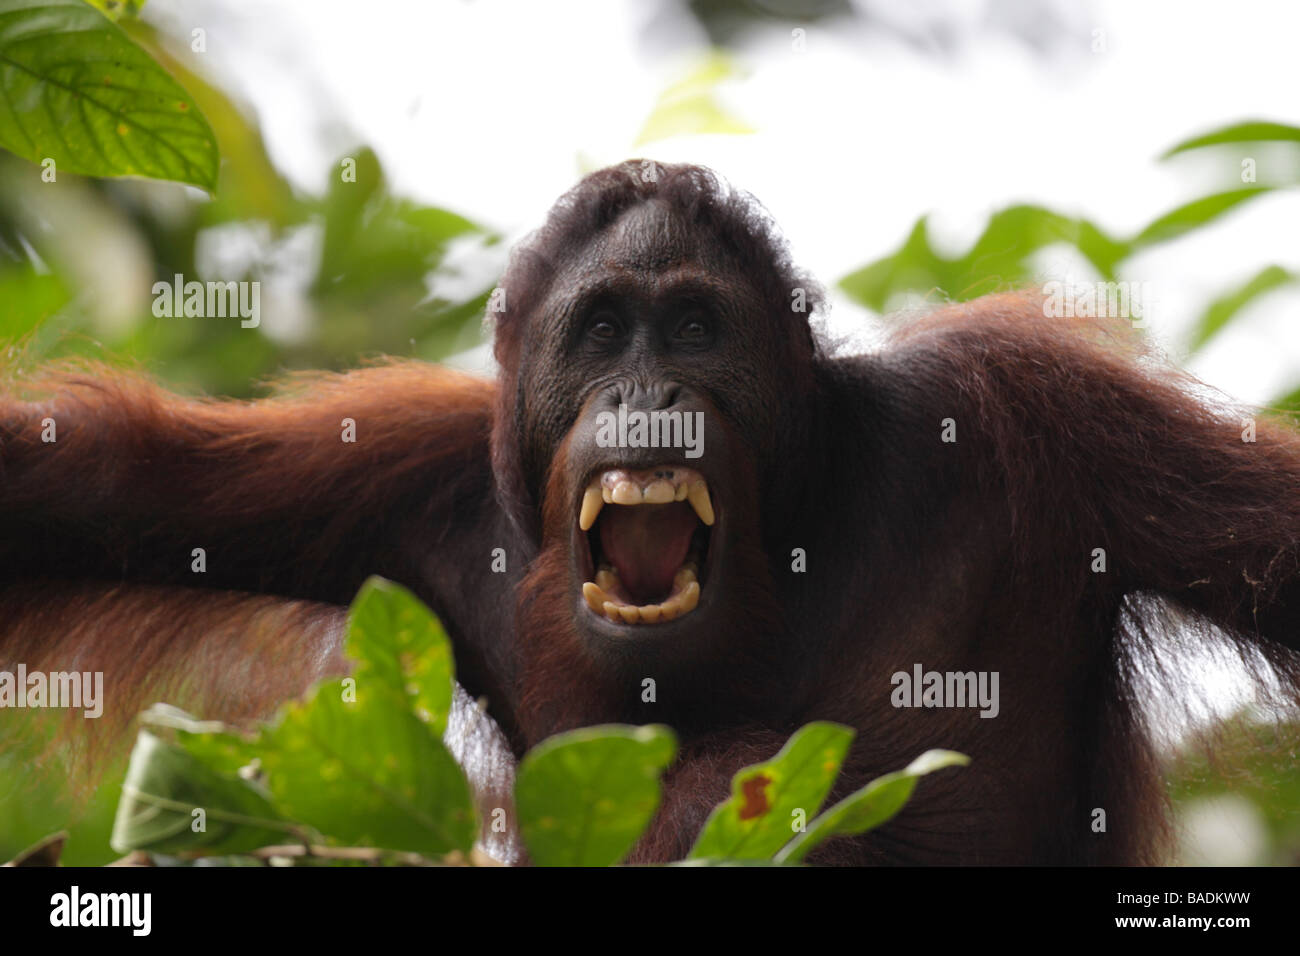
[2,582,344,776]
[0,360,518,718]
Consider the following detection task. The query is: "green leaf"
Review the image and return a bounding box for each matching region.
[1162,120,1300,159]
[247,580,476,857]
[1271,386,1300,418]
[1188,265,1295,353]
[140,703,262,776]
[840,186,1285,315]
[110,730,292,856]
[345,576,454,735]
[964,205,1129,283]
[839,217,948,310]
[84,0,146,21]
[515,724,677,866]
[256,675,477,857]
[838,206,1130,311]
[0,0,218,189]
[121,586,478,859]
[1131,188,1272,248]
[775,749,969,864]
[5,830,67,866]
[687,722,854,861]
[316,147,482,295]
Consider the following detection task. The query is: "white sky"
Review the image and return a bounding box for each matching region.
[154,0,1300,402]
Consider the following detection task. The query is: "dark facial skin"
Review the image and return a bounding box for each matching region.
[509,203,810,659]
[514,200,815,503]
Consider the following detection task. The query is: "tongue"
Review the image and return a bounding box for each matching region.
[599,502,697,602]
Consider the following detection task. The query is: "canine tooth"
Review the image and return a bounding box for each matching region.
[643,479,675,504]
[679,581,700,614]
[583,582,607,612]
[687,481,715,525]
[603,601,623,622]
[639,604,662,623]
[618,605,640,624]
[674,483,689,501]
[579,486,604,530]
[612,480,641,505]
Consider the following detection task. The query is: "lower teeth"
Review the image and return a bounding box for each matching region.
[582,559,701,624]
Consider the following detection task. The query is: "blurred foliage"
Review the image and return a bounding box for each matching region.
[1162,120,1300,159]
[0,713,124,865]
[681,0,852,48]
[0,2,498,398]
[670,0,1087,58]
[839,119,1300,413]
[636,52,754,145]
[1167,716,1300,865]
[840,188,1271,309]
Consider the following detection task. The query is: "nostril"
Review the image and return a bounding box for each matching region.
[606,381,630,408]
[606,380,683,411]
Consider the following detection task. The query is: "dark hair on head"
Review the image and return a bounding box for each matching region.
[492,160,823,364]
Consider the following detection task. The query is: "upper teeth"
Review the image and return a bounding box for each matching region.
[578,468,715,531]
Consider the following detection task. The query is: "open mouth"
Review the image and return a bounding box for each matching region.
[577,466,715,625]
